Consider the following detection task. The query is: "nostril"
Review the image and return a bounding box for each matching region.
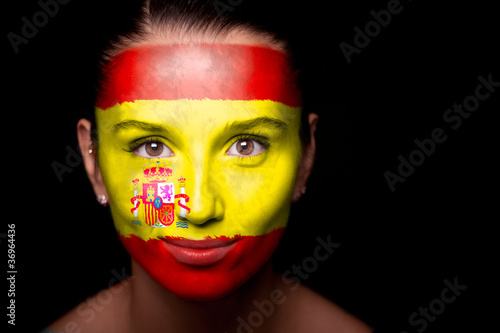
[183,216,222,227]
[205,217,222,225]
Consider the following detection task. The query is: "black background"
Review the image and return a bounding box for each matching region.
[4,0,498,332]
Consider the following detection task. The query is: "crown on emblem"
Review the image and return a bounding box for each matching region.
[178,177,186,185]
[143,161,173,181]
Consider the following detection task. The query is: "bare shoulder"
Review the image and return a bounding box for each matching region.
[46,280,131,333]
[276,277,373,333]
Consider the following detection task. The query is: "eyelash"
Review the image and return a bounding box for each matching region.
[233,134,270,147]
[123,136,167,153]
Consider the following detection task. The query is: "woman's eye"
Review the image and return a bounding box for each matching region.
[134,141,175,158]
[226,138,266,157]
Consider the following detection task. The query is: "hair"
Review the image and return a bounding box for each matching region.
[90,0,310,143]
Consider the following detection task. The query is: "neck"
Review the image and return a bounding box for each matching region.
[127,259,279,333]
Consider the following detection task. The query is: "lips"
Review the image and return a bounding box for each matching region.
[161,237,241,266]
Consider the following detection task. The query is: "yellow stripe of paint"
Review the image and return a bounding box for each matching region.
[95,99,302,240]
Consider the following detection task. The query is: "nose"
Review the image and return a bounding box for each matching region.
[177,161,224,226]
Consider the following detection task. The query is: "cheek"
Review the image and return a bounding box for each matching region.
[120,228,285,301]
[215,155,299,233]
[98,150,144,231]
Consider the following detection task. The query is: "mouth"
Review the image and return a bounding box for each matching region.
[161,236,241,266]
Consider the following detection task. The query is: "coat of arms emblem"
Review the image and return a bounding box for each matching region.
[130,161,190,228]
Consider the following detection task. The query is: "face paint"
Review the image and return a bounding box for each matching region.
[95,44,302,301]
[96,44,301,109]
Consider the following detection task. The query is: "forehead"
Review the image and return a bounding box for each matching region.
[96,44,301,110]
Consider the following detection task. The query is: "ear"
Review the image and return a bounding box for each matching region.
[76,118,108,203]
[292,113,319,203]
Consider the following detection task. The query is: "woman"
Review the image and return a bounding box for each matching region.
[47,1,372,332]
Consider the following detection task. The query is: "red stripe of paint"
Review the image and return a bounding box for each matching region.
[119,228,285,301]
[96,44,301,109]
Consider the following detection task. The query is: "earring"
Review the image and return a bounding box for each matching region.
[292,186,307,202]
[301,186,307,195]
[96,194,108,206]
[88,144,94,154]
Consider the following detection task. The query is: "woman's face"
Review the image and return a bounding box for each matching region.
[95,44,303,301]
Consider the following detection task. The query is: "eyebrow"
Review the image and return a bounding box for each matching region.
[225,117,287,132]
[112,117,287,134]
[112,120,169,134]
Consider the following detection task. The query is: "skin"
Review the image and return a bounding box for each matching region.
[49,31,372,333]
[94,43,304,301]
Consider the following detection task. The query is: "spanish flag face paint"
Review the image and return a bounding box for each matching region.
[95,44,302,301]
